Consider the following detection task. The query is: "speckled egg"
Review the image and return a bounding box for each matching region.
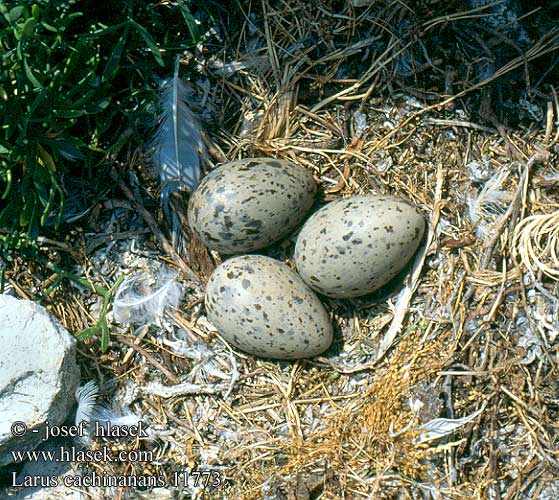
[294,194,425,298]
[205,255,333,360]
[188,158,317,253]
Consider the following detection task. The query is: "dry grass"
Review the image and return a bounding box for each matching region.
[4,1,559,499]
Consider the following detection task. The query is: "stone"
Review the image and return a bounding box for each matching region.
[0,294,80,466]
[0,437,79,500]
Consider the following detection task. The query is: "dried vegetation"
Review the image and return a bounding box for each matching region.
[4,0,559,498]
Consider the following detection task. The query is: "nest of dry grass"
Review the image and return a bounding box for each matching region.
[3,1,559,499]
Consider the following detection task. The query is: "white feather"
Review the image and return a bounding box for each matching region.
[415,407,484,444]
[75,380,99,427]
[112,271,181,326]
[90,405,141,428]
[466,169,512,238]
[75,380,143,443]
[151,57,205,239]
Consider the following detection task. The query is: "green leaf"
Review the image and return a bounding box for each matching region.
[46,138,85,161]
[61,46,85,80]
[7,6,24,23]
[55,185,64,227]
[1,169,12,199]
[102,26,128,83]
[21,90,48,135]
[19,191,36,226]
[27,211,39,240]
[23,58,43,89]
[129,19,164,66]
[40,21,58,33]
[81,21,126,38]
[65,12,83,24]
[85,96,111,114]
[21,17,36,40]
[178,0,200,43]
[0,197,19,227]
[68,87,95,105]
[100,322,110,352]
[39,179,57,226]
[75,325,98,341]
[54,108,84,118]
[33,167,49,206]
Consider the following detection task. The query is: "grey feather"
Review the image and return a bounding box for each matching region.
[151,57,205,241]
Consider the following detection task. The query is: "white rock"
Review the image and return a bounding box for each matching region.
[0,294,80,466]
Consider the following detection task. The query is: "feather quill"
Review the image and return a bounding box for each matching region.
[151,57,205,247]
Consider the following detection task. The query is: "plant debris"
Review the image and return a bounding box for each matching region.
[3,0,559,499]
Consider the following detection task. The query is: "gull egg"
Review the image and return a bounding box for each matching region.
[188,158,317,253]
[205,255,333,360]
[294,194,425,298]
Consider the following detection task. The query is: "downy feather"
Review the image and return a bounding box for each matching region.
[112,271,181,326]
[466,169,512,238]
[75,380,142,443]
[75,380,99,427]
[151,57,205,247]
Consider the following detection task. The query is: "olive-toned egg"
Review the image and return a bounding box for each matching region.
[188,158,317,253]
[205,255,333,360]
[294,194,425,298]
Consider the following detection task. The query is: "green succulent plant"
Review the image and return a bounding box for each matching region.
[0,0,210,256]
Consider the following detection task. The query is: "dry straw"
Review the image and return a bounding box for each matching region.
[513,211,559,281]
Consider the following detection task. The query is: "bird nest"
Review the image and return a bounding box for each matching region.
[3,1,559,499]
